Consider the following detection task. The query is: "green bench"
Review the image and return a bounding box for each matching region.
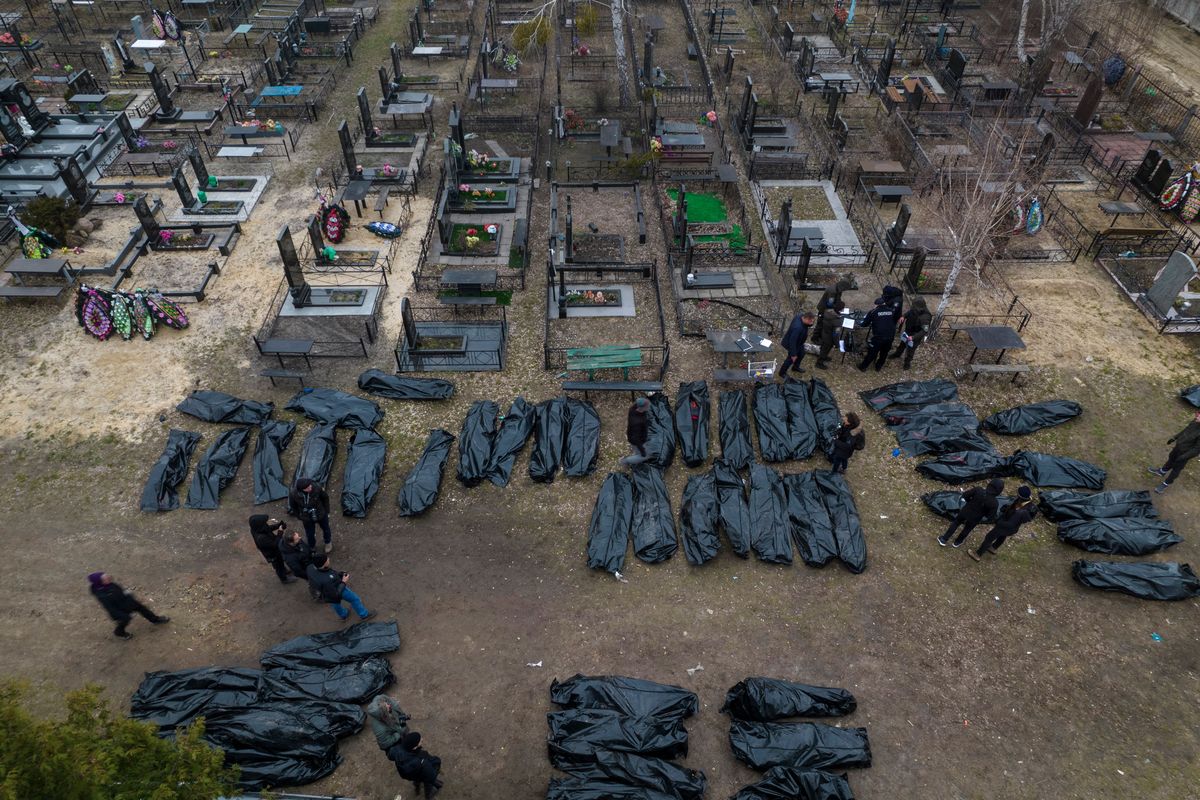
[566,345,643,380]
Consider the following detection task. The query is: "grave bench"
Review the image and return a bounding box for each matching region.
[374,186,391,217]
[970,363,1030,384]
[713,368,757,383]
[438,295,496,305]
[686,272,736,289]
[0,285,64,301]
[660,151,714,168]
[259,368,306,386]
[567,345,644,380]
[257,337,314,369]
[562,380,664,400]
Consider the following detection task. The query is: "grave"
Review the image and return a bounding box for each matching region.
[395,296,507,372]
[277,223,383,315]
[359,89,419,148]
[134,195,215,250]
[1145,251,1198,318]
[187,146,260,194]
[171,166,244,217]
[445,104,520,183]
[143,63,217,126]
[547,283,637,318]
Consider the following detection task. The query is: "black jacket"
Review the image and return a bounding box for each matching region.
[989,502,1037,536]
[290,484,330,521]
[249,515,284,558]
[862,304,899,343]
[900,306,933,345]
[819,308,841,346]
[306,564,345,603]
[831,426,865,460]
[627,408,649,448]
[781,315,812,356]
[1169,421,1200,460]
[91,582,139,622]
[279,537,312,577]
[387,743,442,784]
[957,486,1000,524]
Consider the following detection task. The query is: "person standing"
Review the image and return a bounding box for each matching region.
[290,478,333,553]
[279,528,313,581]
[619,397,650,466]
[88,572,169,640]
[890,296,933,370]
[815,299,844,370]
[857,297,900,372]
[368,695,411,751]
[249,515,293,584]
[811,277,853,344]
[1149,410,1200,493]
[969,487,1037,561]
[306,552,375,622]
[387,731,443,800]
[779,311,816,379]
[828,412,865,473]
[938,478,1004,547]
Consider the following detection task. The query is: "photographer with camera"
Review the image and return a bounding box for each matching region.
[248,515,294,585]
[289,477,334,553]
[305,552,374,622]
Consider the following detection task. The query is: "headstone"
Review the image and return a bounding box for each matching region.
[825,87,841,126]
[338,120,356,175]
[448,102,465,153]
[263,57,278,86]
[100,42,118,75]
[905,246,927,292]
[61,157,90,205]
[400,297,417,348]
[776,198,792,261]
[1073,76,1103,127]
[564,196,574,261]
[643,33,654,83]
[1032,131,1056,172]
[674,187,688,247]
[877,38,896,92]
[115,112,136,147]
[356,88,373,137]
[739,76,753,136]
[907,84,924,115]
[171,166,197,209]
[480,38,490,79]
[67,69,101,96]
[390,42,404,81]
[146,62,179,120]
[724,47,735,79]
[946,48,966,83]
[187,146,210,188]
[130,14,144,41]
[1132,149,1161,192]
[305,214,325,255]
[834,115,849,150]
[782,22,795,53]
[133,195,161,241]
[378,66,392,101]
[795,238,812,285]
[798,38,814,78]
[113,37,134,69]
[1146,159,1174,199]
[277,224,311,307]
[1145,251,1197,317]
[886,203,911,250]
[0,104,26,147]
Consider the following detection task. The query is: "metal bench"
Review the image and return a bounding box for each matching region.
[567,344,643,380]
[562,380,664,400]
[257,337,314,369]
[970,363,1031,384]
[374,186,391,218]
[713,368,756,383]
[0,285,64,300]
[259,368,306,386]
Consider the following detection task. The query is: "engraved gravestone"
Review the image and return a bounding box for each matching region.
[1073,76,1103,127]
[1146,251,1197,317]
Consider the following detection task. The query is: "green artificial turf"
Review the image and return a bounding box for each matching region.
[666,188,729,223]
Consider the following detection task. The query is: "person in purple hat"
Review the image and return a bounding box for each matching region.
[87,572,169,640]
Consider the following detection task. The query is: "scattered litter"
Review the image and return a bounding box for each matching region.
[880,515,889,520]
[527,660,544,668]
[994,595,1001,601]
[1151,633,1163,642]
[686,664,704,676]
[1117,769,1125,775]
[1027,606,1037,615]
[706,608,714,615]
[613,571,629,583]
[963,719,969,727]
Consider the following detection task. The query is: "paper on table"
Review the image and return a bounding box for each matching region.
[759,338,773,347]
[841,317,856,329]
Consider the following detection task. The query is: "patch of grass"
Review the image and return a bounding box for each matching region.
[666,188,729,223]
[507,246,524,269]
[693,224,748,251]
[762,185,836,220]
[440,288,513,305]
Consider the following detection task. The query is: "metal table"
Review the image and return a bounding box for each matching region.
[440,268,497,296]
[706,329,772,367]
[259,338,313,369]
[961,325,1026,364]
[342,180,372,217]
[68,93,108,111]
[1099,200,1146,227]
[660,132,706,148]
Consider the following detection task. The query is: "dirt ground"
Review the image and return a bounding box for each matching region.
[2,2,1200,800]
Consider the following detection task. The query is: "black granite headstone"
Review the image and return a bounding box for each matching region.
[391,42,404,81]
[113,36,134,69]
[186,148,209,190]
[643,33,654,83]
[133,195,161,241]
[400,297,417,348]
[115,112,136,147]
[886,203,911,250]
[905,246,927,292]
[877,38,896,92]
[782,22,795,53]
[1132,149,1161,192]
[305,213,325,255]
[67,69,101,96]
[1147,159,1174,198]
[1074,76,1103,127]
[357,88,373,136]
[449,102,465,153]
[825,87,841,126]
[946,49,966,83]
[172,166,197,209]
[0,104,25,147]
[724,47,735,79]
[1032,131,1056,172]
[146,62,179,120]
[378,66,392,101]
[61,156,90,205]
[338,120,356,174]
[277,224,311,307]
[776,198,792,259]
[739,76,753,137]
[263,57,278,86]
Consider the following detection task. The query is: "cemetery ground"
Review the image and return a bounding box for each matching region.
[2,4,1200,800]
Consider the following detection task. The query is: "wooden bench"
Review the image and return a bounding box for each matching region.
[970,363,1031,384]
[686,272,735,289]
[374,186,391,218]
[660,151,714,168]
[0,284,64,300]
[562,380,664,399]
[713,368,756,383]
[260,368,306,387]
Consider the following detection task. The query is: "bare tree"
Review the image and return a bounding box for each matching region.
[926,117,1040,328]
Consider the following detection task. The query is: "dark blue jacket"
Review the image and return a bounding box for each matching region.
[862,304,899,343]
[781,316,812,356]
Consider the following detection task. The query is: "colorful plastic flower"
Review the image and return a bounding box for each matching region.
[706,110,717,123]
[466,228,478,236]
[485,224,498,235]
[459,183,470,192]
[113,192,126,204]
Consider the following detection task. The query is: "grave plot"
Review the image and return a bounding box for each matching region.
[333,118,422,195]
[394,295,509,373]
[544,183,668,382]
[350,86,430,174]
[628,0,711,108]
[406,6,475,60]
[230,39,335,124]
[1095,248,1200,333]
[378,40,465,99]
[549,104,642,181]
[795,32,861,95]
[727,76,806,155]
[647,97,729,182]
[892,108,983,172]
[255,222,391,365]
[465,30,547,116]
[103,125,197,179]
[413,108,533,289]
[766,3,833,54]
[163,161,270,224]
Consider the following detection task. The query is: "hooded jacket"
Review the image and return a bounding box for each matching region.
[248,515,284,558]
[367,695,409,750]
[900,299,933,345]
[1169,420,1200,460]
[279,535,312,577]
[89,577,139,622]
[957,479,1004,523]
[289,481,330,521]
[387,735,441,784]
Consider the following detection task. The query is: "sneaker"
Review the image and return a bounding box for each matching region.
[967,550,982,562]
[1148,467,1168,477]
[1155,483,1168,494]
[951,540,963,548]
[359,610,377,622]
[115,631,133,640]
[816,361,828,370]
[152,616,170,625]
[324,542,334,554]
[987,546,999,554]
[937,537,948,547]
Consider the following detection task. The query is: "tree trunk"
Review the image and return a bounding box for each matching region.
[1015,0,1030,60]
[610,0,631,106]
[932,242,963,335]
